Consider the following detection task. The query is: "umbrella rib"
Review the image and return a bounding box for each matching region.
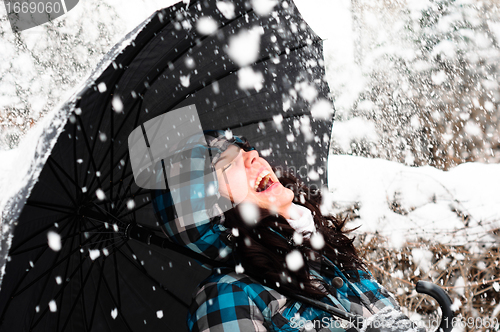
[30,219,76,327]
[112,246,122,310]
[119,243,189,308]
[87,150,132,198]
[25,200,74,214]
[115,185,152,217]
[12,227,103,298]
[87,251,106,330]
[80,235,124,248]
[91,202,125,225]
[94,257,135,332]
[73,220,121,331]
[80,99,109,187]
[27,218,79,330]
[45,157,78,206]
[31,232,107,331]
[1,218,76,325]
[79,224,91,332]
[75,114,104,192]
[117,199,152,219]
[110,104,115,203]
[112,154,138,214]
[73,120,80,200]
[59,220,110,332]
[113,177,136,215]
[87,97,143,194]
[115,148,132,208]
[8,213,72,255]
[226,112,310,132]
[60,233,109,332]
[11,223,102,256]
[4,217,75,312]
[47,155,82,193]
[95,168,134,205]
[87,97,144,196]
[57,216,81,332]
[100,178,153,218]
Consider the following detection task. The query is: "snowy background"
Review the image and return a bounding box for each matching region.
[1,0,500,330]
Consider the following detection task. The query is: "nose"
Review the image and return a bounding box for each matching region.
[243,150,259,168]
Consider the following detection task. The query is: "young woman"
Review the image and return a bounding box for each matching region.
[152,132,424,332]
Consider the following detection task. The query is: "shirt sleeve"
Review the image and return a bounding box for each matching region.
[188,282,268,332]
[356,271,400,312]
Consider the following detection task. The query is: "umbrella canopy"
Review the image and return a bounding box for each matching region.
[0,0,334,331]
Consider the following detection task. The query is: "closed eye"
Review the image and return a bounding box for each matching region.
[222,163,232,172]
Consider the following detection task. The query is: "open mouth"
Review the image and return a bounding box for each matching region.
[254,170,276,192]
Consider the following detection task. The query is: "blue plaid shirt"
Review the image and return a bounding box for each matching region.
[186,266,399,332]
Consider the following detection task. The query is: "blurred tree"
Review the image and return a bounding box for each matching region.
[0,1,123,149]
[331,0,500,169]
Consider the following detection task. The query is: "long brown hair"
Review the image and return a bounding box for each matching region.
[222,171,366,299]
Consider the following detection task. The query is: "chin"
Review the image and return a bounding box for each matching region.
[271,185,294,204]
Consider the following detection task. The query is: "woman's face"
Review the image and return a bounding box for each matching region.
[214,145,294,216]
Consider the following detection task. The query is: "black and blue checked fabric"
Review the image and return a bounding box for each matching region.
[187,267,400,332]
[152,131,256,265]
[151,133,232,265]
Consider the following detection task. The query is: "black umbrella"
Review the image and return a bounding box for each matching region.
[0,0,334,331]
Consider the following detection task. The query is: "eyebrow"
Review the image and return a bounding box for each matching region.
[216,155,229,164]
[215,146,240,165]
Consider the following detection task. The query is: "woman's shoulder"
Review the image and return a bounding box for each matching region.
[200,270,287,305]
[188,270,292,331]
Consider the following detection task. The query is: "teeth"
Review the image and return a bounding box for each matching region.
[254,170,271,191]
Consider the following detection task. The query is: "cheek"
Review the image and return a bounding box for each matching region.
[217,169,249,201]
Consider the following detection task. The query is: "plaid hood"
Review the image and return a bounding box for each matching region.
[151,131,253,264]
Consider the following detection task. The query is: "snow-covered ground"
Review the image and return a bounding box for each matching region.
[327,155,500,248]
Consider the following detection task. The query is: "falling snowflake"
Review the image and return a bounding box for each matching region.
[310,232,325,250]
[95,188,106,201]
[238,202,260,226]
[235,263,245,274]
[293,232,303,246]
[196,17,218,35]
[227,27,264,67]
[126,199,135,210]
[49,300,57,312]
[286,250,304,271]
[89,249,100,260]
[180,75,191,88]
[112,95,123,112]
[310,99,334,120]
[47,231,61,251]
[97,82,107,93]
[238,67,265,92]
[251,0,278,16]
[216,1,235,19]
